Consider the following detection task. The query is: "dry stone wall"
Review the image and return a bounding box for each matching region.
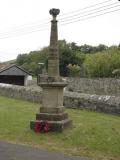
[64,91,120,115]
[0,83,120,115]
[66,78,120,96]
[0,83,42,103]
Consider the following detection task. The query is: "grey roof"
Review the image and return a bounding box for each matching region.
[0,64,32,76]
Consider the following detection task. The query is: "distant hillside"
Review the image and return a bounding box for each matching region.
[3,59,16,64]
[4,40,120,77]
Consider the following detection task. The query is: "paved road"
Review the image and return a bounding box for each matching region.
[0,141,91,160]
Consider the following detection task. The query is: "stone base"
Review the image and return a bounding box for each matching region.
[30,111,72,132]
[40,106,64,113]
[30,119,72,132]
[30,75,72,132]
[36,112,68,121]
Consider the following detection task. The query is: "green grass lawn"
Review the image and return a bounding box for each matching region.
[0,96,120,160]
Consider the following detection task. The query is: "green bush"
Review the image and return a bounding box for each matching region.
[83,47,120,77]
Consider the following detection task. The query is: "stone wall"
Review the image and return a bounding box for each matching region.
[0,83,42,103]
[0,83,120,115]
[64,91,120,115]
[66,77,120,96]
[27,79,38,86]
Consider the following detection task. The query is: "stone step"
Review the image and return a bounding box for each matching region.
[30,119,72,132]
[36,112,68,121]
[40,106,64,114]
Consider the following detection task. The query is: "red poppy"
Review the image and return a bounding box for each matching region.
[44,121,50,133]
[34,122,41,133]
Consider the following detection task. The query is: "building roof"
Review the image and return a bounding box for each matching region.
[0,64,32,76]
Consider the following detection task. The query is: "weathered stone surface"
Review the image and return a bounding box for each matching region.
[36,112,68,121]
[66,77,120,96]
[49,8,60,17]
[30,8,72,132]
[48,9,59,77]
[40,106,64,113]
[42,87,64,108]
[0,83,42,103]
[0,84,120,115]
[30,119,72,132]
[64,91,120,115]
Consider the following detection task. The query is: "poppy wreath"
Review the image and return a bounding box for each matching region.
[34,121,50,133]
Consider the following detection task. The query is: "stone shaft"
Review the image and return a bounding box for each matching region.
[48,12,59,77]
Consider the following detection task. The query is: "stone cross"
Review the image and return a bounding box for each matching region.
[48,8,60,77]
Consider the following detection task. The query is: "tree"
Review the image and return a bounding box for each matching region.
[16,54,28,65]
[59,40,79,76]
[83,47,120,77]
[16,47,49,76]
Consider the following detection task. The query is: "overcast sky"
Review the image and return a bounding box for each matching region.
[0,0,120,62]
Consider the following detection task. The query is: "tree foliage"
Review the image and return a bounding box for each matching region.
[15,40,120,77]
[16,47,48,75]
[59,40,79,76]
[83,46,120,77]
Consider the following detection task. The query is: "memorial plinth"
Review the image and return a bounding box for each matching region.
[30,8,72,132]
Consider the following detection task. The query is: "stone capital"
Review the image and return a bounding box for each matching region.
[49,8,60,18]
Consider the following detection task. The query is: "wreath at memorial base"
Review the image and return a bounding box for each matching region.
[34,121,50,133]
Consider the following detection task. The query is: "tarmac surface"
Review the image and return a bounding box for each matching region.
[0,141,91,160]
